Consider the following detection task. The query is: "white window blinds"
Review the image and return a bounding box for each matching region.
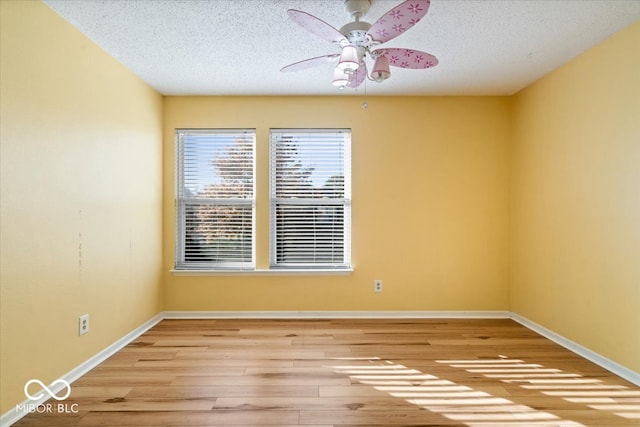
[175,129,255,270]
[270,129,351,269]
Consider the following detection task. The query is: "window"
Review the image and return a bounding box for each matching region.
[175,129,255,270]
[270,129,351,269]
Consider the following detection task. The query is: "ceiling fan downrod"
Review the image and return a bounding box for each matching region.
[343,0,371,20]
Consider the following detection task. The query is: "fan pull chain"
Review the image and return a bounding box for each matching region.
[362,76,368,110]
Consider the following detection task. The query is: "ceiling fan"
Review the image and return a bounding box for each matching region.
[281,0,438,90]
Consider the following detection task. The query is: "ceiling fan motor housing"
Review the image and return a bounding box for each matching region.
[339,21,372,45]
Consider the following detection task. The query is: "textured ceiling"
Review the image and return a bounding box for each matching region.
[43,0,640,96]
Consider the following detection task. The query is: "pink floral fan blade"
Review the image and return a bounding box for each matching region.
[281,54,340,73]
[372,48,438,69]
[347,62,367,88]
[367,0,431,44]
[287,10,348,45]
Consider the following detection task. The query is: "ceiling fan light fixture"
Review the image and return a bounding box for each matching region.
[371,55,390,82]
[332,67,349,89]
[337,44,359,74]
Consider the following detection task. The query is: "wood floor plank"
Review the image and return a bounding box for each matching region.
[172,350,327,359]
[72,397,216,412]
[213,396,424,411]
[299,409,463,425]
[125,385,319,399]
[133,358,295,368]
[86,366,246,377]
[71,375,176,387]
[77,410,301,425]
[13,318,640,427]
[170,374,352,386]
[70,386,133,398]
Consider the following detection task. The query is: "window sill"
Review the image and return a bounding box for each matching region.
[170,268,353,276]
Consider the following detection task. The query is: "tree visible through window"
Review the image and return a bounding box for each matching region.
[175,128,351,271]
[175,129,255,270]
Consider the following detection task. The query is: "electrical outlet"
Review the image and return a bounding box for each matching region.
[79,314,89,335]
[374,279,383,293]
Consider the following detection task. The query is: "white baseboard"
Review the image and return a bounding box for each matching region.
[162,310,511,319]
[63,313,164,384]
[0,313,163,427]
[510,312,640,387]
[3,310,638,426]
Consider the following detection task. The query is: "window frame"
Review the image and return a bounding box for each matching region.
[269,128,352,270]
[174,128,256,271]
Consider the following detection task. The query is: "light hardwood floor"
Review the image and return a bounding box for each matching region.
[13,318,640,426]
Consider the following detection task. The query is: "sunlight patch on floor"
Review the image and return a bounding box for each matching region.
[437,356,640,422]
[327,358,584,426]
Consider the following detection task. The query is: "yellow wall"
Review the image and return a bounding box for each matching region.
[163,96,512,311]
[511,22,640,372]
[2,0,637,416]
[0,1,163,413]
